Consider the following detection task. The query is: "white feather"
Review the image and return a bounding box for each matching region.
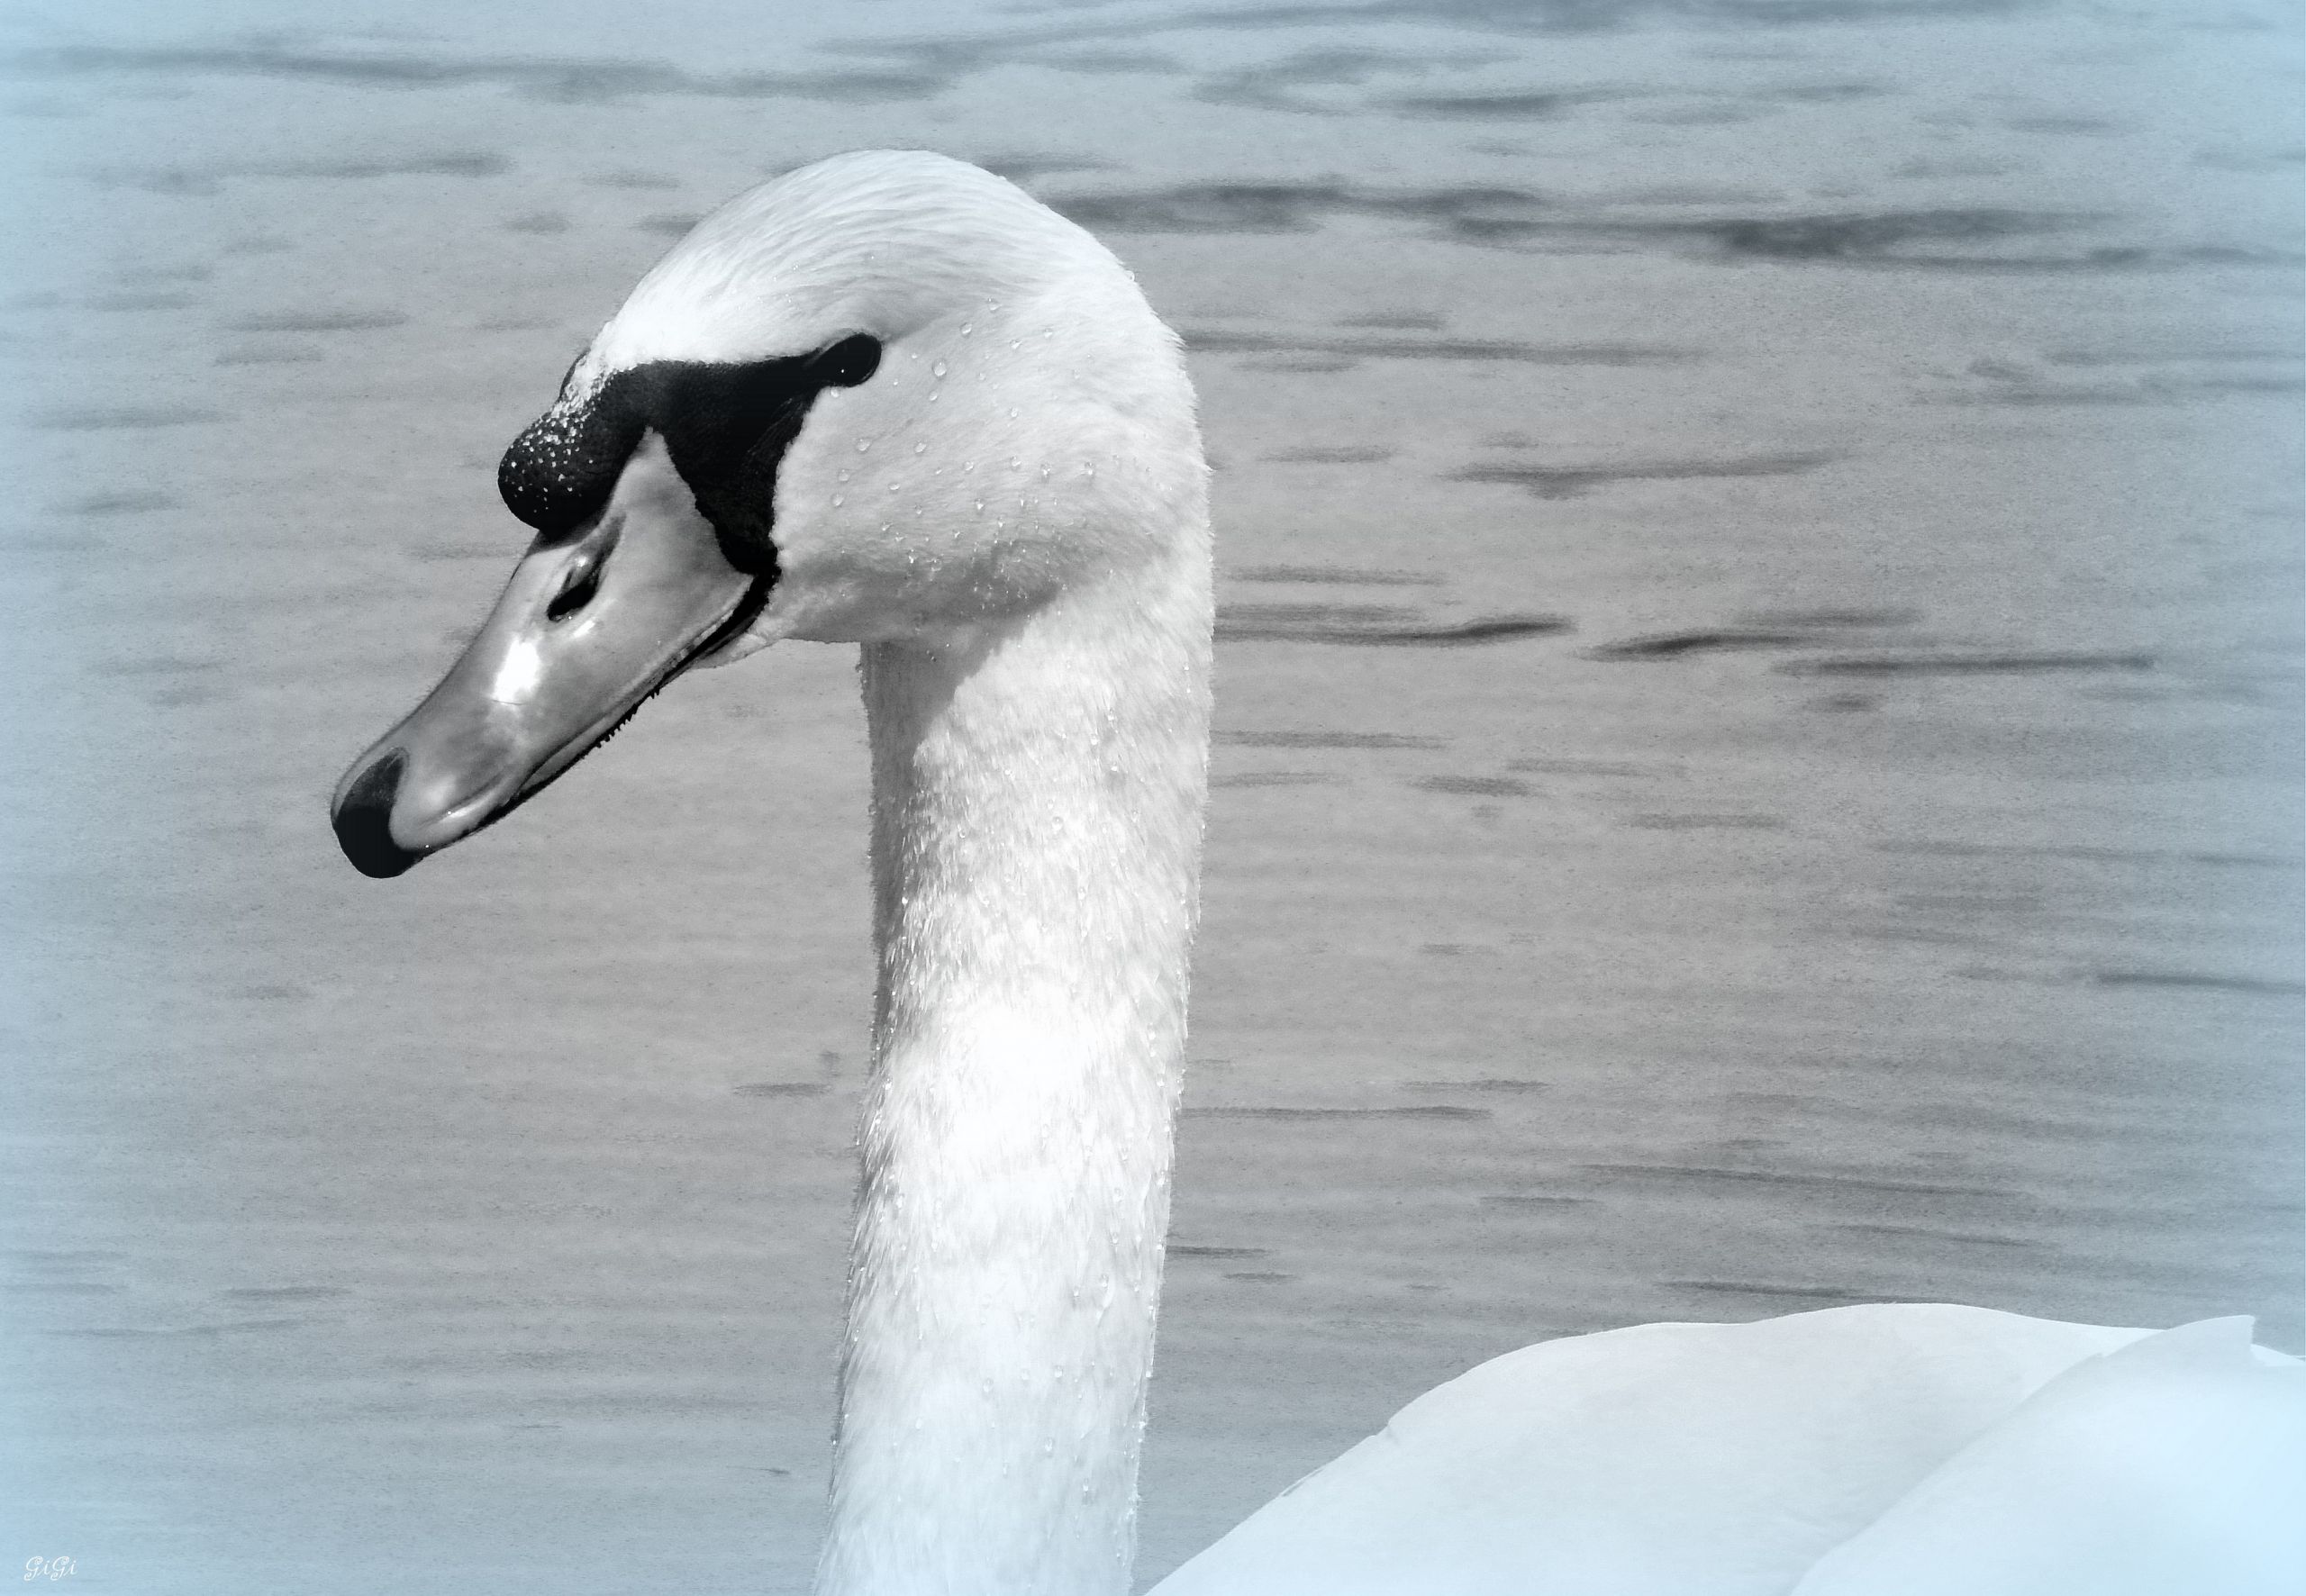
[545,150,2302,1596]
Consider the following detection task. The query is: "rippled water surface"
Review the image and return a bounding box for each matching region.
[2,1,2300,1591]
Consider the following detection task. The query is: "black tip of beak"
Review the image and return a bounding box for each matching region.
[332,749,421,879]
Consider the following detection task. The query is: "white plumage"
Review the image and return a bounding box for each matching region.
[1155,1306,2302,1594]
[334,150,2304,1595]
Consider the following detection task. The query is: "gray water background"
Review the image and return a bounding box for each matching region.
[1,0,2300,1590]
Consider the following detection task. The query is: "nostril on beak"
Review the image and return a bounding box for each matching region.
[332,748,421,878]
[547,558,603,622]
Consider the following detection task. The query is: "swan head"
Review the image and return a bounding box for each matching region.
[331,150,1203,878]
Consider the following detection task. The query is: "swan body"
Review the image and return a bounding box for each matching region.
[1154,1306,2303,1595]
[329,150,2303,1595]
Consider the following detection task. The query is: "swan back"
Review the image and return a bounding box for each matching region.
[1151,1304,2152,1595]
[1792,1317,2305,1596]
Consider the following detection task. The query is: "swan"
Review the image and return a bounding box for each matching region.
[329,150,2303,1595]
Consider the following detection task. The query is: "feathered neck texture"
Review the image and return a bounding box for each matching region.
[816,514,1212,1596]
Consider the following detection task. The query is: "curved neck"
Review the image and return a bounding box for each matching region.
[816,549,1212,1596]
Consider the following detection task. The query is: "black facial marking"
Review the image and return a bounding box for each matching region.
[496,334,883,572]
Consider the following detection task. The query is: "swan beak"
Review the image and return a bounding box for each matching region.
[331,433,761,878]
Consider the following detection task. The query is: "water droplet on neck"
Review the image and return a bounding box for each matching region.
[913,441,927,454]
[931,360,947,378]
[959,322,973,336]
[831,494,844,507]
[856,440,871,453]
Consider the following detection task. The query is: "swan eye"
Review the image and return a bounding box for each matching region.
[814,333,881,388]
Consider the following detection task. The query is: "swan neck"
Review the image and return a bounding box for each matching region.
[818,558,1212,1596]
